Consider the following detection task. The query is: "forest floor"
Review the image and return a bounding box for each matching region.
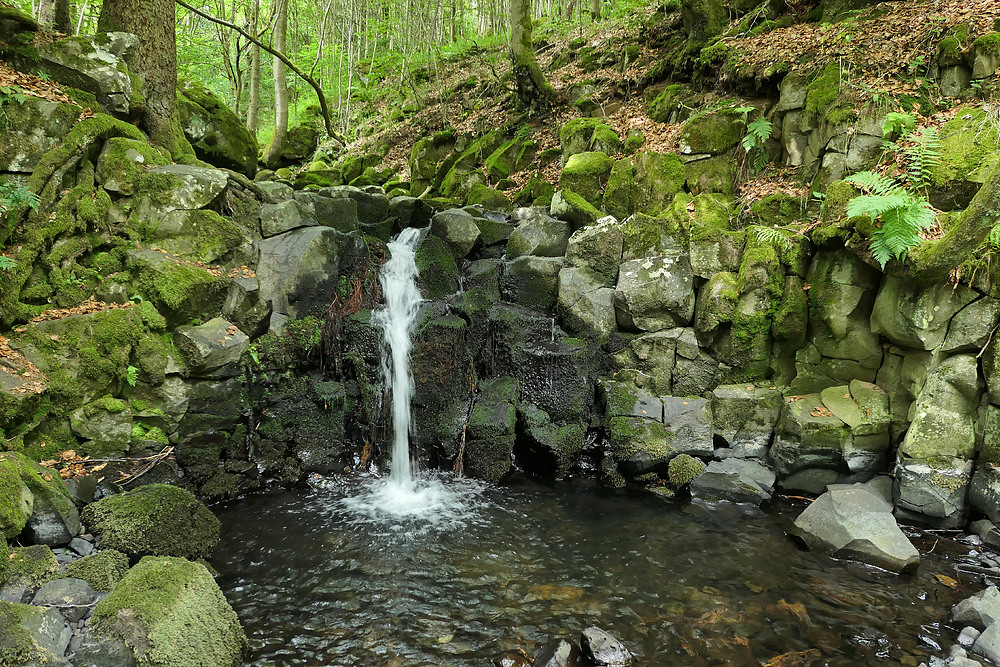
[345,0,1000,207]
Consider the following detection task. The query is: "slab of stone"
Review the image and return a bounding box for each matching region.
[690,458,776,505]
[137,164,229,222]
[662,397,713,457]
[974,621,1000,665]
[557,267,617,343]
[871,277,978,351]
[581,627,633,666]
[431,208,481,258]
[791,485,920,573]
[614,254,695,332]
[32,577,96,622]
[894,457,973,529]
[955,587,1000,630]
[565,217,623,285]
[507,207,572,258]
[709,384,781,458]
[174,318,249,378]
[260,199,314,237]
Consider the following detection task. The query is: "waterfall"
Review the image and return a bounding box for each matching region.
[374,226,424,486]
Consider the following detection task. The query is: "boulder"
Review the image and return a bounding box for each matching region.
[127,250,230,325]
[133,165,229,223]
[414,233,460,300]
[174,318,249,379]
[661,397,713,457]
[318,185,390,226]
[256,227,365,319]
[899,354,981,461]
[973,621,1000,665]
[790,484,920,573]
[0,459,33,539]
[550,190,602,230]
[507,208,572,258]
[558,152,613,207]
[150,209,248,264]
[559,118,620,164]
[679,107,745,155]
[222,277,272,339]
[0,453,79,546]
[63,549,130,592]
[0,97,79,173]
[36,33,139,114]
[515,403,586,477]
[95,137,170,195]
[0,600,72,667]
[177,79,258,177]
[565,216,623,285]
[614,254,695,332]
[532,639,582,667]
[927,105,1000,210]
[32,577,96,623]
[770,393,850,478]
[954,587,1000,630]
[80,484,220,560]
[431,208,481,258]
[70,398,133,456]
[690,458,776,505]
[943,296,1000,354]
[556,267,617,343]
[871,277,978,351]
[259,199,315,237]
[90,557,247,667]
[464,378,519,483]
[503,256,563,310]
[893,457,973,529]
[709,385,782,458]
[580,627,633,666]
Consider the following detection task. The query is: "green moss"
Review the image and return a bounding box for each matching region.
[6,545,58,587]
[805,63,843,121]
[0,601,39,665]
[699,41,729,66]
[937,37,963,66]
[91,556,248,667]
[466,184,513,211]
[0,452,77,539]
[80,484,220,560]
[64,549,130,592]
[602,159,640,220]
[929,106,1000,190]
[668,454,706,487]
[680,108,745,155]
[976,32,1000,54]
[0,461,31,540]
[414,234,460,300]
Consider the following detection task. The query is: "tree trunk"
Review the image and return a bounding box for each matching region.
[510,0,554,112]
[262,0,289,168]
[39,0,72,33]
[590,0,600,20]
[246,0,261,134]
[910,164,1000,283]
[99,0,189,157]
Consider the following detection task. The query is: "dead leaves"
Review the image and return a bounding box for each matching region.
[0,62,72,105]
[30,297,134,323]
[0,334,47,396]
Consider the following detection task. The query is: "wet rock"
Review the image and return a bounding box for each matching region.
[318,185,390,226]
[581,627,633,666]
[959,627,982,648]
[389,196,434,229]
[974,622,1000,665]
[690,458,776,505]
[464,377,519,483]
[871,277,978,351]
[661,397,713,458]
[504,256,563,310]
[954,587,1000,630]
[550,190,601,229]
[893,457,973,529]
[709,385,782,459]
[614,254,695,332]
[565,217,623,285]
[507,207,572,258]
[770,393,850,479]
[533,638,581,667]
[174,318,249,379]
[32,577,96,623]
[971,520,1000,550]
[790,484,920,573]
[495,653,532,667]
[515,404,586,477]
[73,636,138,667]
[431,208,481,258]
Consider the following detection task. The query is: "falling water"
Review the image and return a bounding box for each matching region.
[373,226,424,485]
[339,227,486,531]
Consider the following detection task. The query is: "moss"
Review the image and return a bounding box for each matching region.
[937,37,963,66]
[414,234,460,300]
[64,549,130,592]
[466,184,513,211]
[805,63,843,121]
[91,556,247,666]
[976,32,1000,55]
[668,454,706,487]
[680,108,745,155]
[0,452,77,539]
[602,159,640,219]
[699,41,729,67]
[6,545,59,587]
[98,137,170,195]
[0,461,31,540]
[929,106,1000,190]
[0,601,39,665]
[80,484,220,560]
[559,151,613,206]
[634,151,686,213]
[601,380,639,416]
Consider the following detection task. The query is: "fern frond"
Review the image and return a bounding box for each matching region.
[844,171,902,196]
[846,193,916,219]
[867,200,936,269]
[741,117,773,152]
[903,127,941,190]
[989,224,1000,250]
[881,112,917,139]
[750,225,792,251]
[0,255,16,271]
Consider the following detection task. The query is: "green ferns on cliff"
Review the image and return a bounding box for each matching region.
[844,171,936,269]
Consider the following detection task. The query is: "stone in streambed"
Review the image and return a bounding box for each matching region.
[532,638,581,667]
[581,627,633,666]
[690,458,776,505]
[954,587,1000,630]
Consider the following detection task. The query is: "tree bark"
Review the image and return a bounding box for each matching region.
[99,0,188,157]
[39,0,72,33]
[261,0,289,168]
[510,0,555,112]
[910,164,1000,283]
[590,0,601,20]
[246,0,261,134]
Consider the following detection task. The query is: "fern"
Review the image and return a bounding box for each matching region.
[881,112,917,139]
[750,225,792,251]
[902,126,941,190]
[0,255,15,271]
[845,172,936,269]
[989,224,1000,251]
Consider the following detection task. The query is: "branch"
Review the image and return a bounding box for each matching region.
[174,0,345,145]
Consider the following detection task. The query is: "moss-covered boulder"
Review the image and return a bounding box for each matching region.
[64,549,130,592]
[972,33,1000,79]
[408,132,456,196]
[559,118,621,165]
[439,131,504,197]
[35,33,141,115]
[549,190,602,230]
[464,377,519,483]
[507,208,571,258]
[0,461,32,539]
[95,137,169,197]
[899,354,981,461]
[927,106,1000,211]
[466,184,514,211]
[614,253,696,332]
[633,152,686,215]
[709,385,782,459]
[558,152,613,207]
[91,556,247,667]
[431,209,482,258]
[128,249,231,325]
[503,256,563,310]
[414,233,460,299]
[515,403,585,477]
[0,453,80,546]
[4,544,60,590]
[556,267,617,343]
[484,135,537,180]
[81,484,220,560]
[0,600,71,667]
[0,97,80,174]
[132,164,230,225]
[679,107,746,156]
[565,217,623,285]
[178,80,258,177]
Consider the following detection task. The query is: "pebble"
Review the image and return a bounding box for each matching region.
[70,537,95,557]
[959,627,982,648]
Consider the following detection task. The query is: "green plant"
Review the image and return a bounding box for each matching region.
[125,365,139,387]
[844,171,936,269]
[0,182,40,270]
[733,106,773,175]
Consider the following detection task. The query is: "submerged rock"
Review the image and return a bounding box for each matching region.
[790,484,919,573]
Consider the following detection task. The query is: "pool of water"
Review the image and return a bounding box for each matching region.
[213,474,976,666]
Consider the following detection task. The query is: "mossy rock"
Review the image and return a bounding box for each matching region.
[466,184,514,211]
[414,234,460,300]
[559,118,621,164]
[668,453,706,487]
[439,131,504,197]
[0,452,80,545]
[64,549,129,592]
[91,556,248,667]
[927,106,1000,211]
[558,152,613,207]
[127,249,231,325]
[0,461,32,540]
[149,209,246,265]
[685,155,735,196]
[282,122,321,163]
[679,107,746,155]
[95,137,170,196]
[634,151,686,215]
[0,600,67,666]
[5,545,59,588]
[81,484,220,560]
[647,83,696,124]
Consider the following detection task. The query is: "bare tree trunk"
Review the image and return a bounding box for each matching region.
[262,0,289,167]
[510,0,554,112]
[39,0,72,32]
[246,0,261,133]
[99,0,189,157]
[590,0,600,20]
[75,0,88,34]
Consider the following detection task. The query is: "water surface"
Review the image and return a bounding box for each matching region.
[214,476,975,666]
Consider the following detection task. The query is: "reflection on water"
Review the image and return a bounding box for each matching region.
[214,477,973,666]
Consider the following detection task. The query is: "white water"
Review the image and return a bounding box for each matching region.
[339,227,487,530]
[373,226,424,484]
